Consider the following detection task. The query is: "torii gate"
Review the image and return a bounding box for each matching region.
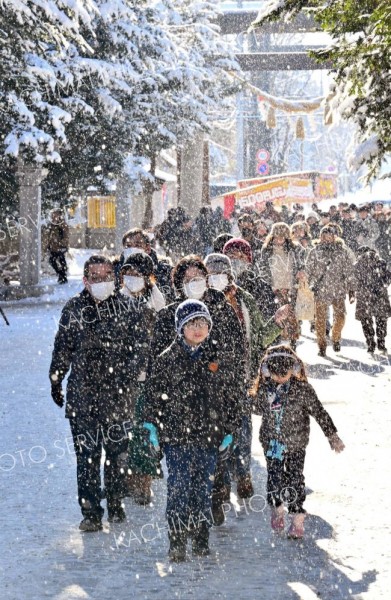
[178,9,332,215]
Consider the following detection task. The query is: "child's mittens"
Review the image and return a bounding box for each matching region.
[328,433,345,453]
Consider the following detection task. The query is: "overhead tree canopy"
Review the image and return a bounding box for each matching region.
[0,0,239,215]
[251,0,391,180]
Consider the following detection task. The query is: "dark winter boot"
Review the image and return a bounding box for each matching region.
[132,474,152,505]
[168,532,187,562]
[237,474,254,499]
[192,524,210,557]
[211,499,225,526]
[221,484,231,502]
[107,500,127,523]
[79,515,103,532]
[332,341,341,352]
[377,341,387,353]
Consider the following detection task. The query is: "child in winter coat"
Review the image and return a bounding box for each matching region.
[252,345,345,539]
[142,300,242,561]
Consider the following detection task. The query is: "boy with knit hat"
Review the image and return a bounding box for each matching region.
[142,300,242,561]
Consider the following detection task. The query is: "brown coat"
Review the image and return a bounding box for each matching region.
[252,378,337,452]
[46,222,69,252]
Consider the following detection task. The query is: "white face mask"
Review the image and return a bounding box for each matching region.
[183,278,207,299]
[123,247,147,260]
[90,280,115,301]
[208,273,229,291]
[230,259,248,278]
[123,275,145,293]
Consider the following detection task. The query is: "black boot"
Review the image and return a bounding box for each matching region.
[192,524,210,557]
[107,499,126,523]
[211,499,225,526]
[168,532,187,562]
[377,341,387,353]
[79,515,103,532]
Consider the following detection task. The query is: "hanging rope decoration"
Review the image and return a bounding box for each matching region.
[229,72,335,141]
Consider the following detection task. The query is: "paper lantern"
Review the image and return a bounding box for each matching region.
[296,117,305,140]
[267,106,276,129]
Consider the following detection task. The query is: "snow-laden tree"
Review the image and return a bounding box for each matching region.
[251,0,391,180]
[0,0,239,218]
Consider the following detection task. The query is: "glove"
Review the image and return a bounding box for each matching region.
[51,383,64,408]
[328,433,345,453]
[218,434,235,461]
[348,290,355,304]
[143,422,160,458]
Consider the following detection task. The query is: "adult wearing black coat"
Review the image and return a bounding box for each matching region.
[49,256,148,531]
[353,246,391,352]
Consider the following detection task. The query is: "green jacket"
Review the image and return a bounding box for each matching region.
[232,286,281,380]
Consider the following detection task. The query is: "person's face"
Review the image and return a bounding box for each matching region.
[257,224,268,237]
[121,267,145,286]
[273,235,286,246]
[321,216,330,225]
[182,266,206,286]
[270,369,293,384]
[51,211,63,224]
[358,210,368,220]
[341,212,351,220]
[307,217,316,226]
[293,227,305,238]
[123,234,150,253]
[183,318,209,347]
[321,232,335,244]
[239,221,254,237]
[83,263,114,291]
[329,207,337,215]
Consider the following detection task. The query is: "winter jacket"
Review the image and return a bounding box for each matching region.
[306,239,355,303]
[49,289,149,422]
[235,266,277,320]
[375,220,391,263]
[224,285,282,380]
[340,219,361,253]
[142,338,244,448]
[46,222,69,252]
[353,251,391,320]
[258,241,304,287]
[356,216,380,250]
[252,378,337,452]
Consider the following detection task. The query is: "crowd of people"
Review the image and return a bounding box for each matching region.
[49,198,390,562]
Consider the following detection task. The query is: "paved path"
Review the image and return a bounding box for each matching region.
[0,300,389,599]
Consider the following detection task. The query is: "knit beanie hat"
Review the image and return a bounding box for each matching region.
[204,253,233,275]
[121,253,154,277]
[222,238,253,263]
[175,300,212,335]
[307,211,319,221]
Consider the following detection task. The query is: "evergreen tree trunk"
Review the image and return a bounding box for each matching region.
[142,154,156,229]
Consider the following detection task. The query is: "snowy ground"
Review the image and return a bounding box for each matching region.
[1,274,390,599]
